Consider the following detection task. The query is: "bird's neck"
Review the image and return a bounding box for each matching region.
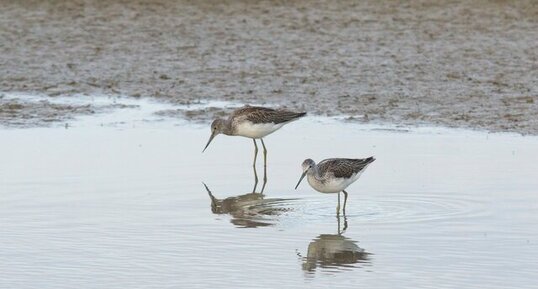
[221,119,234,135]
[308,166,323,181]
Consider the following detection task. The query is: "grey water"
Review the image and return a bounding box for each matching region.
[1,97,537,288]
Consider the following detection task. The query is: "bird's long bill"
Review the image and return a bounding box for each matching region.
[295,171,307,190]
[202,131,217,153]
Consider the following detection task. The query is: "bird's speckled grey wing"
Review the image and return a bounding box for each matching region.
[231,106,306,124]
[318,157,375,179]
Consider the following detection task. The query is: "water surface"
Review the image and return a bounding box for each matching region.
[1,98,537,288]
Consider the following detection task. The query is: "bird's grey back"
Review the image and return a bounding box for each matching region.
[318,157,375,179]
[231,106,306,124]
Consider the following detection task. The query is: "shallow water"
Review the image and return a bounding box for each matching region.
[1,98,538,288]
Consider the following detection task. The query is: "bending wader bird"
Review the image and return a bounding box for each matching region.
[295,157,375,214]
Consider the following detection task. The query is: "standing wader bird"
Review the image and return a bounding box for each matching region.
[203,105,306,192]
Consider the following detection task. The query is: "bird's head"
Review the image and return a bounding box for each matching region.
[203,118,226,153]
[295,159,315,189]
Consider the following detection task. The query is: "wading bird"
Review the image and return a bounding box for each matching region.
[295,157,375,215]
[203,106,306,192]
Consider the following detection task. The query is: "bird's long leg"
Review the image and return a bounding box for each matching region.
[260,138,268,193]
[342,190,349,215]
[337,192,341,216]
[252,139,259,193]
[260,173,267,193]
[337,213,341,233]
[336,213,349,235]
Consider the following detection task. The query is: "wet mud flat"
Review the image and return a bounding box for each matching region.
[1,0,537,133]
[0,93,138,127]
[1,99,538,288]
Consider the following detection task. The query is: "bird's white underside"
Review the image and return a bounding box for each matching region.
[234,121,286,139]
[307,171,365,194]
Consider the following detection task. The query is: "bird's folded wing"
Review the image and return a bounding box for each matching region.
[233,106,305,124]
[318,158,374,178]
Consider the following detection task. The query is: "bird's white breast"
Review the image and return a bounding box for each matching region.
[234,121,285,139]
[307,172,361,194]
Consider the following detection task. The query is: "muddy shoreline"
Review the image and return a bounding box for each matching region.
[1,0,537,133]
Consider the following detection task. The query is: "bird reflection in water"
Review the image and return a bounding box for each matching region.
[300,215,370,273]
[204,183,294,228]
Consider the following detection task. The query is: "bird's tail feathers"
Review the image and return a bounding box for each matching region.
[365,156,376,164]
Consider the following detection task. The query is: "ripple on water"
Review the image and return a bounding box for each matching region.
[298,192,488,225]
